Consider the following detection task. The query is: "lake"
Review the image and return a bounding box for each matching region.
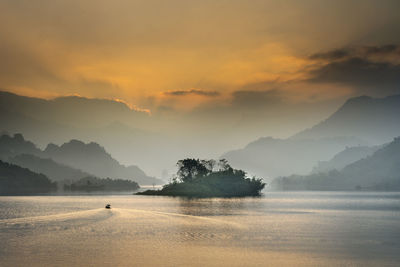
[1,192,399,266]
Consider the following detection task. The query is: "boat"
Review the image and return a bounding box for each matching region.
[105,204,111,209]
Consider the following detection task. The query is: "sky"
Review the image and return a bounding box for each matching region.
[1,0,400,142]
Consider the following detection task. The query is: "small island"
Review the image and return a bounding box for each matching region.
[137,159,265,197]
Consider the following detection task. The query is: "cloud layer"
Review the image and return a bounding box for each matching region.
[308,45,400,96]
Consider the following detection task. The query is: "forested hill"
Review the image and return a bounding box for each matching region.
[0,160,56,195]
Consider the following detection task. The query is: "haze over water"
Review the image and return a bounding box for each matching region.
[1,192,399,266]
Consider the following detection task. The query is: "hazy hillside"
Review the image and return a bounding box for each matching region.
[0,91,153,154]
[292,95,400,144]
[0,91,173,177]
[0,133,42,160]
[223,94,400,180]
[0,160,56,195]
[0,91,148,129]
[3,91,400,180]
[8,154,90,183]
[43,140,163,185]
[271,137,400,191]
[311,145,381,173]
[222,136,365,179]
[0,133,162,185]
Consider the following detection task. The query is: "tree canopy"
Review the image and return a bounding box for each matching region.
[138,158,265,197]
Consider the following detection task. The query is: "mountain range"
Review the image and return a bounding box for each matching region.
[292,95,400,144]
[223,94,400,180]
[0,91,161,173]
[8,154,90,184]
[271,137,400,191]
[0,133,163,185]
[2,91,400,190]
[311,145,381,174]
[43,139,162,185]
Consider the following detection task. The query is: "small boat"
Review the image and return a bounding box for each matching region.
[105,204,111,209]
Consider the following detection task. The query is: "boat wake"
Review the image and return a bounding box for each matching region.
[0,208,113,231]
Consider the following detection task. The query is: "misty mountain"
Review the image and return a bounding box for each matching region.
[0,133,42,160]
[0,133,161,185]
[43,140,163,185]
[3,91,400,180]
[222,136,365,179]
[8,154,90,183]
[0,134,90,185]
[0,160,56,195]
[223,94,400,180]
[292,95,400,144]
[0,91,148,129]
[0,91,170,176]
[0,91,152,149]
[271,137,400,191]
[311,145,381,173]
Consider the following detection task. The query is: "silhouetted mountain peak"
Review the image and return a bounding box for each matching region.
[45,140,109,157]
[44,143,58,152]
[292,94,400,143]
[41,138,163,185]
[0,133,42,159]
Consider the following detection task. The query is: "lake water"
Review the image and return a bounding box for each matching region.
[1,192,399,266]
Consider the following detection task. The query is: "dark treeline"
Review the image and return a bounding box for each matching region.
[0,160,140,194]
[138,159,265,197]
[64,176,139,192]
[0,160,56,195]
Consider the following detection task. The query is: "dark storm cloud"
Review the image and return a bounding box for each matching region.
[164,89,220,97]
[309,44,400,61]
[363,44,400,56]
[309,49,350,60]
[308,45,400,95]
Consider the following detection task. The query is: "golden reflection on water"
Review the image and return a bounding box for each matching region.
[1,193,400,266]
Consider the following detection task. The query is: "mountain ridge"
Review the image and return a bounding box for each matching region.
[0,133,163,185]
[292,94,400,143]
[222,94,400,180]
[271,137,400,191]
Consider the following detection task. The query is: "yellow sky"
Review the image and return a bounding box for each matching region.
[0,0,399,112]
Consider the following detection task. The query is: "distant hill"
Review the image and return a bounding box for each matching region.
[0,133,162,185]
[0,160,56,195]
[311,145,381,173]
[292,95,400,144]
[222,136,365,179]
[8,154,90,184]
[223,94,400,180]
[0,91,166,177]
[0,91,148,129]
[43,139,163,185]
[0,133,42,160]
[271,137,400,191]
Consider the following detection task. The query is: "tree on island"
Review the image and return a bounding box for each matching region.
[138,158,265,197]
